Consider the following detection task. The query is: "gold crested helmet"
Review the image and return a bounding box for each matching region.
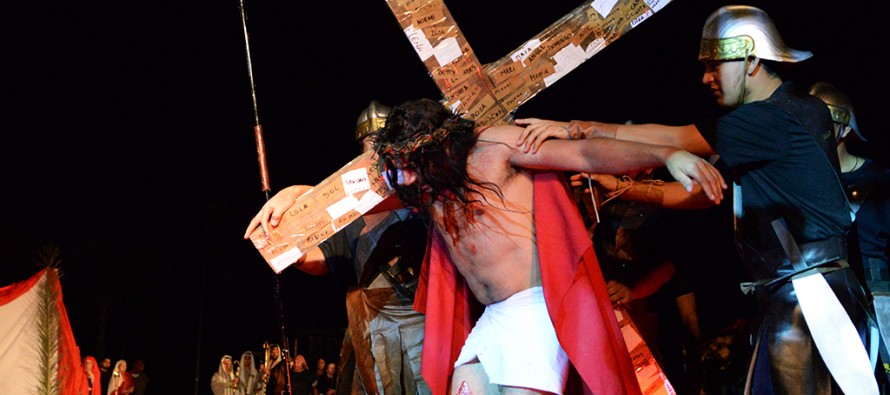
[699,5,812,63]
[355,100,392,142]
[809,82,865,141]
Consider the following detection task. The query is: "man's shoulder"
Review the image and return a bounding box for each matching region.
[721,99,791,131]
[471,125,528,169]
[476,124,522,139]
[727,99,776,118]
[758,83,830,124]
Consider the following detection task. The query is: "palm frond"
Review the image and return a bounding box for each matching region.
[33,246,62,395]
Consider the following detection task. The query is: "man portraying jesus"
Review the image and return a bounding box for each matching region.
[248,98,723,395]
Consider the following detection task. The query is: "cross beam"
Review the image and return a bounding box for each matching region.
[388,0,671,126]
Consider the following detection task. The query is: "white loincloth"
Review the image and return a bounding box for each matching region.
[454,286,569,394]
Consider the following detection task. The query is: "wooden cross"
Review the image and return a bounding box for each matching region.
[249,0,673,273]
[386,0,671,126]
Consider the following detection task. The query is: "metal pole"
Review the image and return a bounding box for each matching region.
[239,1,292,393]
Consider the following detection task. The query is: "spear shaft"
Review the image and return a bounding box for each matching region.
[240,0,271,198]
[239,1,292,394]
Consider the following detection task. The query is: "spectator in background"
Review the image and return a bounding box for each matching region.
[107,359,134,395]
[263,344,287,395]
[130,359,148,395]
[311,358,325,385]
[210,355,238,395]
[99,358,113,395]
[314,363,337,395]
[81,356,101,395]
[238,351,263,395]
[291,355,314,395]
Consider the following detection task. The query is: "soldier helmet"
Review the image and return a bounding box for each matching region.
[699,5,812,63]
[809,82,866,141]
[355,100,392,141]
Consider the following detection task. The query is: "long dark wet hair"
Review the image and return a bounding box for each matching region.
[372,98,501,239]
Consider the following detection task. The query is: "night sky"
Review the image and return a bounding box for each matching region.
[2,0,887,393]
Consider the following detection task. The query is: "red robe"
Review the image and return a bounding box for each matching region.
[413,172,640,395]
[80,356,102,395]
[108,372,134,395]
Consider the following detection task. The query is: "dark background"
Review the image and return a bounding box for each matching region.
[2,0,886,393]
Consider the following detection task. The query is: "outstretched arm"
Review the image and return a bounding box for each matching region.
[485,126,726,202]
[571,173,720,209]
[243,185,328,275]
[515,118,715,157]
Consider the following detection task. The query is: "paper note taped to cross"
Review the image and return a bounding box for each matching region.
[249,0,673,272]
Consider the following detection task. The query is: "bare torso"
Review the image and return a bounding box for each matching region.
[429,129,540,305]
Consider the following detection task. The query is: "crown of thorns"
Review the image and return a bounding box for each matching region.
[378,114,468,168]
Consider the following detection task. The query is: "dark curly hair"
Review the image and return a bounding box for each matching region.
[372,98,501,240]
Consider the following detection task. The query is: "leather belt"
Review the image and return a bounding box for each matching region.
[739,236,848,295]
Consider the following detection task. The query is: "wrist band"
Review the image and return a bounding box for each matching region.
[561,126,573,140]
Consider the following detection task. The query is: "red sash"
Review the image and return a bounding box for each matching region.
[414,172,639,395]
